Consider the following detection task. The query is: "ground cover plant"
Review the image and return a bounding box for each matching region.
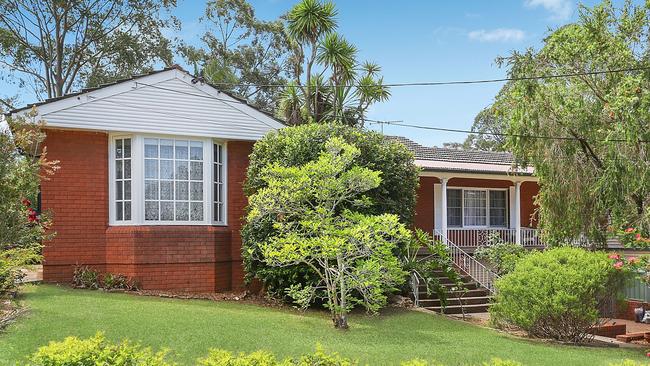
[0,285,646,366]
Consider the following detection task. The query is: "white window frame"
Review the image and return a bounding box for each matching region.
[446,187,509,229]
[108,133,228,226]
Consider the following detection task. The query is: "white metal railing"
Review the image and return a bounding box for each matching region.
[434,229,500,294]
[443,227,542,248]
[409,272,420,307]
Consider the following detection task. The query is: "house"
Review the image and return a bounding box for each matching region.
[8,66,284,292]
[388,136,541,251]
[8,67,540,294]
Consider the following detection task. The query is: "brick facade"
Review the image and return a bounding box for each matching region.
[41,129,253,292]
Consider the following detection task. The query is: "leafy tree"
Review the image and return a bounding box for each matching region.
[0,0,178,104]
[442,106,508,151]
[247,137,408,329]
[279,0,390,126]
[1,111,57,295]
[493,0,650,245]
[181,0,293,113]
[242,123,419,296]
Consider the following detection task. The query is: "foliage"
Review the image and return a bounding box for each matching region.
[247,137,408,329]
[279,0,390,126]
[399,229,464,310]
[180,0,293,113]
[27,333,173,366]
[443,106,508,151]
[0,0,178,103]
[492,0,650,246]
[490,247,634,342]
[72,266,100,290]
[242,123,419,296]
[474,233,529,275]
[618,227,650,248]
[0,113,57,296]
[102,273,138,291]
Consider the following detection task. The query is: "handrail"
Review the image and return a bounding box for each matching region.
[434,229,500,295]
[409,272,420,307]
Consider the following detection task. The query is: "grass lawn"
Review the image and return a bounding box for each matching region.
[0,285,645,366]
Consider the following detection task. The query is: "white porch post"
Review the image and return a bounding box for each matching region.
[515,181,522,245]
[441,178,448,239]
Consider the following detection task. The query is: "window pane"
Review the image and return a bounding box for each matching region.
[175,140,188,159]
[175,202,189,221]
[160,160,173,179]
[116,202,123,221]
[116,160,123,179]
[124,160,131,179]
[175,160,188,180]
[447,189,462,227]
[145,201,159,220]
[123,139,131,158]
[116,139,123,159]
[190,141,203,160]
[490,190,507,227]
[190,162,203,180]
[124,202,131,220]
[175,181,188,200]
[116,181,123,200]
[464,190,487,226]
[160,201,174,221]
[145,139,158,158]
[145,159,158,179]
[145,180,159,200]
[190,181,203,200]
[160,181,173,200]
[190,202,203,221]
[124,181,131,200]
[160,139,174,159]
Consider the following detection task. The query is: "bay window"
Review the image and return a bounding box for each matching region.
[109,135,226,226]
[446,188,508,228]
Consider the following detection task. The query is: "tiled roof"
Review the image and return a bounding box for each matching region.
[386,135,533,176]
[386,135,515,165]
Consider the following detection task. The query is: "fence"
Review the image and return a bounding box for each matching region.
[624,277,650,302]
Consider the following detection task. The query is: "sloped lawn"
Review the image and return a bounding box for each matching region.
[0,285,644,366]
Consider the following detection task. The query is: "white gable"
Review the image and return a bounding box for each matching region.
[11,68,284,141]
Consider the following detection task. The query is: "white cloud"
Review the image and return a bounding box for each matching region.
[468,28,525,43]
[524,0,572,20]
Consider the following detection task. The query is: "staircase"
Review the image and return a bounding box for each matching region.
[410,230,499,314]
[413,269,493,314]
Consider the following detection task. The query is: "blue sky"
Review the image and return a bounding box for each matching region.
[4,0,638,146]
[167,0,640,147]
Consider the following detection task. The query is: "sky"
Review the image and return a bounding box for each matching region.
[3,0,640,146]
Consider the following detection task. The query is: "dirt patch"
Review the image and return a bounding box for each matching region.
[0,299,26,332]
[127,289,286,308]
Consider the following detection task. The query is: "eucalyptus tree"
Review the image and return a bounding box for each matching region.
[0,0,178,105]
[281,0,390,126]
[181,0,293,113]
[494,0,650,246]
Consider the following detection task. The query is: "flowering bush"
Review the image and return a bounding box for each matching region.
[618,227,650,249]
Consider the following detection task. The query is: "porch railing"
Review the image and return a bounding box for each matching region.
[434,229,500,294]
[444,227,542,248]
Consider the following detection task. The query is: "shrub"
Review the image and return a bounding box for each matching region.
[102,273,138,291]
[474,233,529,275]
[72,265,100,289]
[490,247,633,342]
[199,347,357,366]
[242,123,419,296]
[27,333,173,366]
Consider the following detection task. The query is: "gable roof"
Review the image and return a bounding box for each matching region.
[386,135,534,176]
[8,66,285,141]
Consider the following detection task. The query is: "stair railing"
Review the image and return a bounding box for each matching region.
[434,229,500,294]
[409,272,420,307]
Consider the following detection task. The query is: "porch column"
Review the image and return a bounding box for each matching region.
[515,181,522,245]
[441,178,448,239]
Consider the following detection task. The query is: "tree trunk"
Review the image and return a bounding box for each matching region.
[332,313,349,329]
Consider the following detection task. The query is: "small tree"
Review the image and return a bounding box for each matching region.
[247,137,408,329]
[1,111,57,295]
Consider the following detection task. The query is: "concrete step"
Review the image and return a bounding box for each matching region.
[418,287,490,300]
[417,281,479,291]
[418,296,492,307]
[424,303,491,314]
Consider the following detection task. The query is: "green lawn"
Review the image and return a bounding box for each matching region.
[0,285,645,366]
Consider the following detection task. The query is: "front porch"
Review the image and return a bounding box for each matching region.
[436,227,543,252]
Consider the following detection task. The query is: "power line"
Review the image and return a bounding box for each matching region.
[201,65,650,88]
[365,119,650,143]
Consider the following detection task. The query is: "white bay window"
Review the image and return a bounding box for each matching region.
[109,134,226,226]
[447,188,508,228]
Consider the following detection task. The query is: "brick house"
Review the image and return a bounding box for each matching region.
[8,67,540,294]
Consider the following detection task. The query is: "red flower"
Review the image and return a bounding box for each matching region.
[626,227,635,233]
[608,253,620,260]
[628,256,638,264]
[637,233,643,241]
[613,261,624,270]
[647,352,650,358]
[27,208,38,223]
[21,198,31,207]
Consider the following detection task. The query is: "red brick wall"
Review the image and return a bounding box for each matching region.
[41,129,253,292]
[413,175,540,232]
